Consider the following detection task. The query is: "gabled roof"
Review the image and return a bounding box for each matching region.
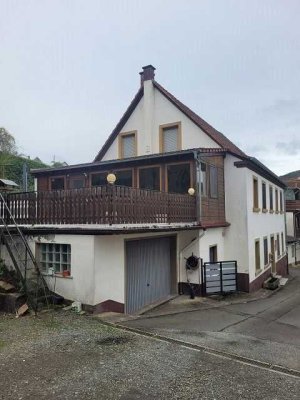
[234,157,286,189]
[153,81,246,157]
[93,79,246,162]
[94,86,144,162]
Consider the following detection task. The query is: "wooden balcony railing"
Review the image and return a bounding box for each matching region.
[286,200,300,211]
[0,186,197,226]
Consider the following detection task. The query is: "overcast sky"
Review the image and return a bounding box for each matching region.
[1,0,299,175]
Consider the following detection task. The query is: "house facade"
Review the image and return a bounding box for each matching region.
[0,65,287,313]
[281,171,300,265]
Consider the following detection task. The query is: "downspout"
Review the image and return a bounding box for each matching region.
[193,150,201,224]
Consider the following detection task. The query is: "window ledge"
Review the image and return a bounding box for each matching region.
[255,269,262,276]
[262,208,268,213]
[253,207,261,213]
[43,273,73,279]
[269,210,274,214]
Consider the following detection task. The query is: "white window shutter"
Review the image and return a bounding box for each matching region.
[163,127,178,152]
[123,135,135,158]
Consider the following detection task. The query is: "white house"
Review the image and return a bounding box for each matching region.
[0,65,287,314]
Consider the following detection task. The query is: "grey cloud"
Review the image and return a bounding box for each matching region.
[244,144,267,154]
[261,99,300,116]
[276,138,300,155]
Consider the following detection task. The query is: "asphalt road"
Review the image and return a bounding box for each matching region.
[122,267,300,372]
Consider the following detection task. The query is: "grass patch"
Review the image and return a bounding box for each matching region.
[0,340,6,350]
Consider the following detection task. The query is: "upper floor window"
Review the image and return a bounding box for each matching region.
[139,167,160,191]
[200,163,207,196]
[51,177,65,191]
[262,182,267,210]
[159,122,181,153]
[70,177,85,189]
[91,172,107,187]
[114,170,133,187]
[275,189,279,213]
[167,163,190,194]
[279,191,283,212]
[119,131,137,159]
[269,185,274,212]
[209,165,218,198]
[253,177,259,210]
[91,170,133,187]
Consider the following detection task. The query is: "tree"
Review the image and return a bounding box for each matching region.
[0,127,17,155]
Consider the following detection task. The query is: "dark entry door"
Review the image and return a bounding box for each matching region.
[126,237,171,314]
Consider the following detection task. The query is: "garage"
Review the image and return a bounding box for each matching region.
[125,236,176,314]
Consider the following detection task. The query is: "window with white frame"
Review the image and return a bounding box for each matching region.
[38,243,71,274]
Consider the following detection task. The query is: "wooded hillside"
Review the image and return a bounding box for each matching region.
[0,154,48,191]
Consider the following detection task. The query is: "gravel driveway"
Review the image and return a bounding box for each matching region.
[0,310,299,400]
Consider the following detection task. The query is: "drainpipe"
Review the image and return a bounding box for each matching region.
[178,229,206,294]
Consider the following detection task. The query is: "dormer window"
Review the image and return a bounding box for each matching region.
[159,122,181,153]
[119,131,137,159]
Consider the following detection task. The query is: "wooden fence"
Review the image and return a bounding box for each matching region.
[0,186,197,225]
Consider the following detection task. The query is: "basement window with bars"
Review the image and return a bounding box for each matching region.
[38,243,71,275]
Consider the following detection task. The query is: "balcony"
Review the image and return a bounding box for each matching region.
[1,186,198,227]
[286,200,300,212]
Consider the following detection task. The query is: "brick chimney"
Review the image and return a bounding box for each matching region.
[140,65,156,85]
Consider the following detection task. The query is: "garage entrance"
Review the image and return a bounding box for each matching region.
[125,236,175,314]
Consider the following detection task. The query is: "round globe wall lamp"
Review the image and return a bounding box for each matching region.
[107,173,116,185]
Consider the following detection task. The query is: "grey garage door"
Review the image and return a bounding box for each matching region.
[126,237,171,314]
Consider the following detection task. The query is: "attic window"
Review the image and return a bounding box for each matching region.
[119,132,137,159]
[159,122,181,153]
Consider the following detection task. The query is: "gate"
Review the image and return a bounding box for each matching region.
[202,261,237,295]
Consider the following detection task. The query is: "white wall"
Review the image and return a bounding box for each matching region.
[93,235,124,305]
[245,170,286,282]
[177,227,225,284]
[27,234,95,305]
[101,80,220,161]
[223,154,249,273]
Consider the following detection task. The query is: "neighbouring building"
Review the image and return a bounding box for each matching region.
[280,170,300,266]
[0,66,288,313]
